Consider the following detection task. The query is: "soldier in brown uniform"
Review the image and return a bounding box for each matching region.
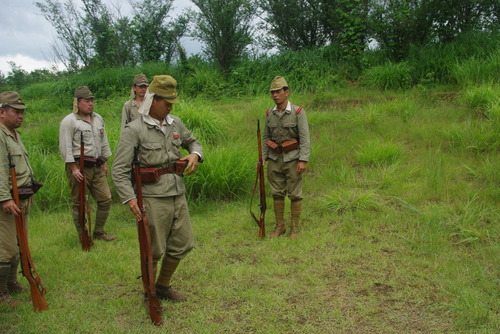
[0,91,35,307]
[59,86,116,242]
[263,76,310,240]
[112,75,203,301]
[121,74,149,131]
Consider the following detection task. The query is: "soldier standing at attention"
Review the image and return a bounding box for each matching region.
[0,91,35,307]
[263,76,310,240]
[59,86,116,242]
[121,74,149,131]
[112,75,203,301]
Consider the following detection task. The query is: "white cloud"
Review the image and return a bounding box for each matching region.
[0,55,61,75]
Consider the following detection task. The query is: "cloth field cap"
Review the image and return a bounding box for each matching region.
[270,76,288,91]
[149,75,179,104]
[0,91,27,109]
[74,86,94,99]
[133,74,149,86]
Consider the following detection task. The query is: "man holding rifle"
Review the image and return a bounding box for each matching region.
[59,86,115,243]
[112,75,203,302]
[263,76,310,240]
[0,91,35,307]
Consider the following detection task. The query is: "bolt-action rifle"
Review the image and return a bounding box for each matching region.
[78,132,93,251]
[133,147,163,326]
[250,119,266,238]
[8,153,48,311]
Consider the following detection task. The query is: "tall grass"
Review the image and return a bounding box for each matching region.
[1,54,498,332]
[362,61,413,90]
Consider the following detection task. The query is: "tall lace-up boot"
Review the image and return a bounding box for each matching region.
[290,200,302,240]
[269,198,286,237]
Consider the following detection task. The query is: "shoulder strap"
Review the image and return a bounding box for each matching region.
[295,106,303,114]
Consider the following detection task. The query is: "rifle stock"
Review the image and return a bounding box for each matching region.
[133,147,163,325]
[8,153,48,311]
[250,119,266,238]
[78,132,93,251]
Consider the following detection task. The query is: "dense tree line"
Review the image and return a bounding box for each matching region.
[3,0,498,79]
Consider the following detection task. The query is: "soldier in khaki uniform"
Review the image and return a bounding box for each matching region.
[112,75,203,301]
[0,91,35,307]
[59,86,116,242]
[263,76,310,239]
[121,74,149,131]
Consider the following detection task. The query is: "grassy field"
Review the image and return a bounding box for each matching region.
[0,84,498,333]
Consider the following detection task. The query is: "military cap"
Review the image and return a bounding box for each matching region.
[0,91,27,109]
[74,86,94,99]
[149,75,179,104]
[270,76,288,91]
[133,74,149,86]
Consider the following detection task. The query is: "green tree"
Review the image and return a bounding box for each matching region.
[258,0,328,50]
[35,0,94,69]
[190,0,255,73]
[130,0,188,64]
[369,0,499,61]
[321,0,370,74]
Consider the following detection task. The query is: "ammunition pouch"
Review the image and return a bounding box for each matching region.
[266,139,299,153]
[140,160,189,183]
[15,180,44,200]
[281,139,299,153]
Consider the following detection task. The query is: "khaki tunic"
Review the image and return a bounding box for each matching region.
[112,115,203,260]
[121,99,141,131]
[59,112,112,163]
[0,124,33,262]
[263,101,310,201]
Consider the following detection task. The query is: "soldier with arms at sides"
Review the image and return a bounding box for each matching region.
[263,76,311,240]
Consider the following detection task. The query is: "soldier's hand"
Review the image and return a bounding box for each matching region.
[296,161,307,174]
[101,162,108,176]
[72,168,84,182]
[1,200,21,216]
[182,153,199,175]
[127,198,143,221]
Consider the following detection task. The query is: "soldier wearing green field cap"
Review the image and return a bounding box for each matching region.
[121,74,149,131]
[0,91,35,307]
[263,76,310,240]
[112,75,203,302]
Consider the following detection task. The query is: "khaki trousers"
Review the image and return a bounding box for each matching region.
[66,164,111,231]
[0,199,30,262]
[267,154,303,201]
[143,195,195,262]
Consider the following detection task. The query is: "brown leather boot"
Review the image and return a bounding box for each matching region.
[290,200,302,240]
[0,293,20,308]
[269,198,286,238]
[93,230,116,241]
[0,263,20,307]
[155,284,187,302]
[7,256,26,294]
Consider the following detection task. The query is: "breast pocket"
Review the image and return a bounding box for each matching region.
[140,142,164,167]
[283,122,298,137]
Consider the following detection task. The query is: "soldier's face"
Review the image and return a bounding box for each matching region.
[133,84,148,98]
[0,106,24,130]
[77,98,94,115]
[271,88,289,106]
[149,97,173,121]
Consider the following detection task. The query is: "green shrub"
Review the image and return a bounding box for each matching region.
[324,188,383,214]
[452,49,500,87]
[355,140,402,166]
[362,62,413,90]
[461,85,500,118]
[185,144,254,201]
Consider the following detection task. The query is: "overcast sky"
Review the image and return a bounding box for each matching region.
[0,0,196,75]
